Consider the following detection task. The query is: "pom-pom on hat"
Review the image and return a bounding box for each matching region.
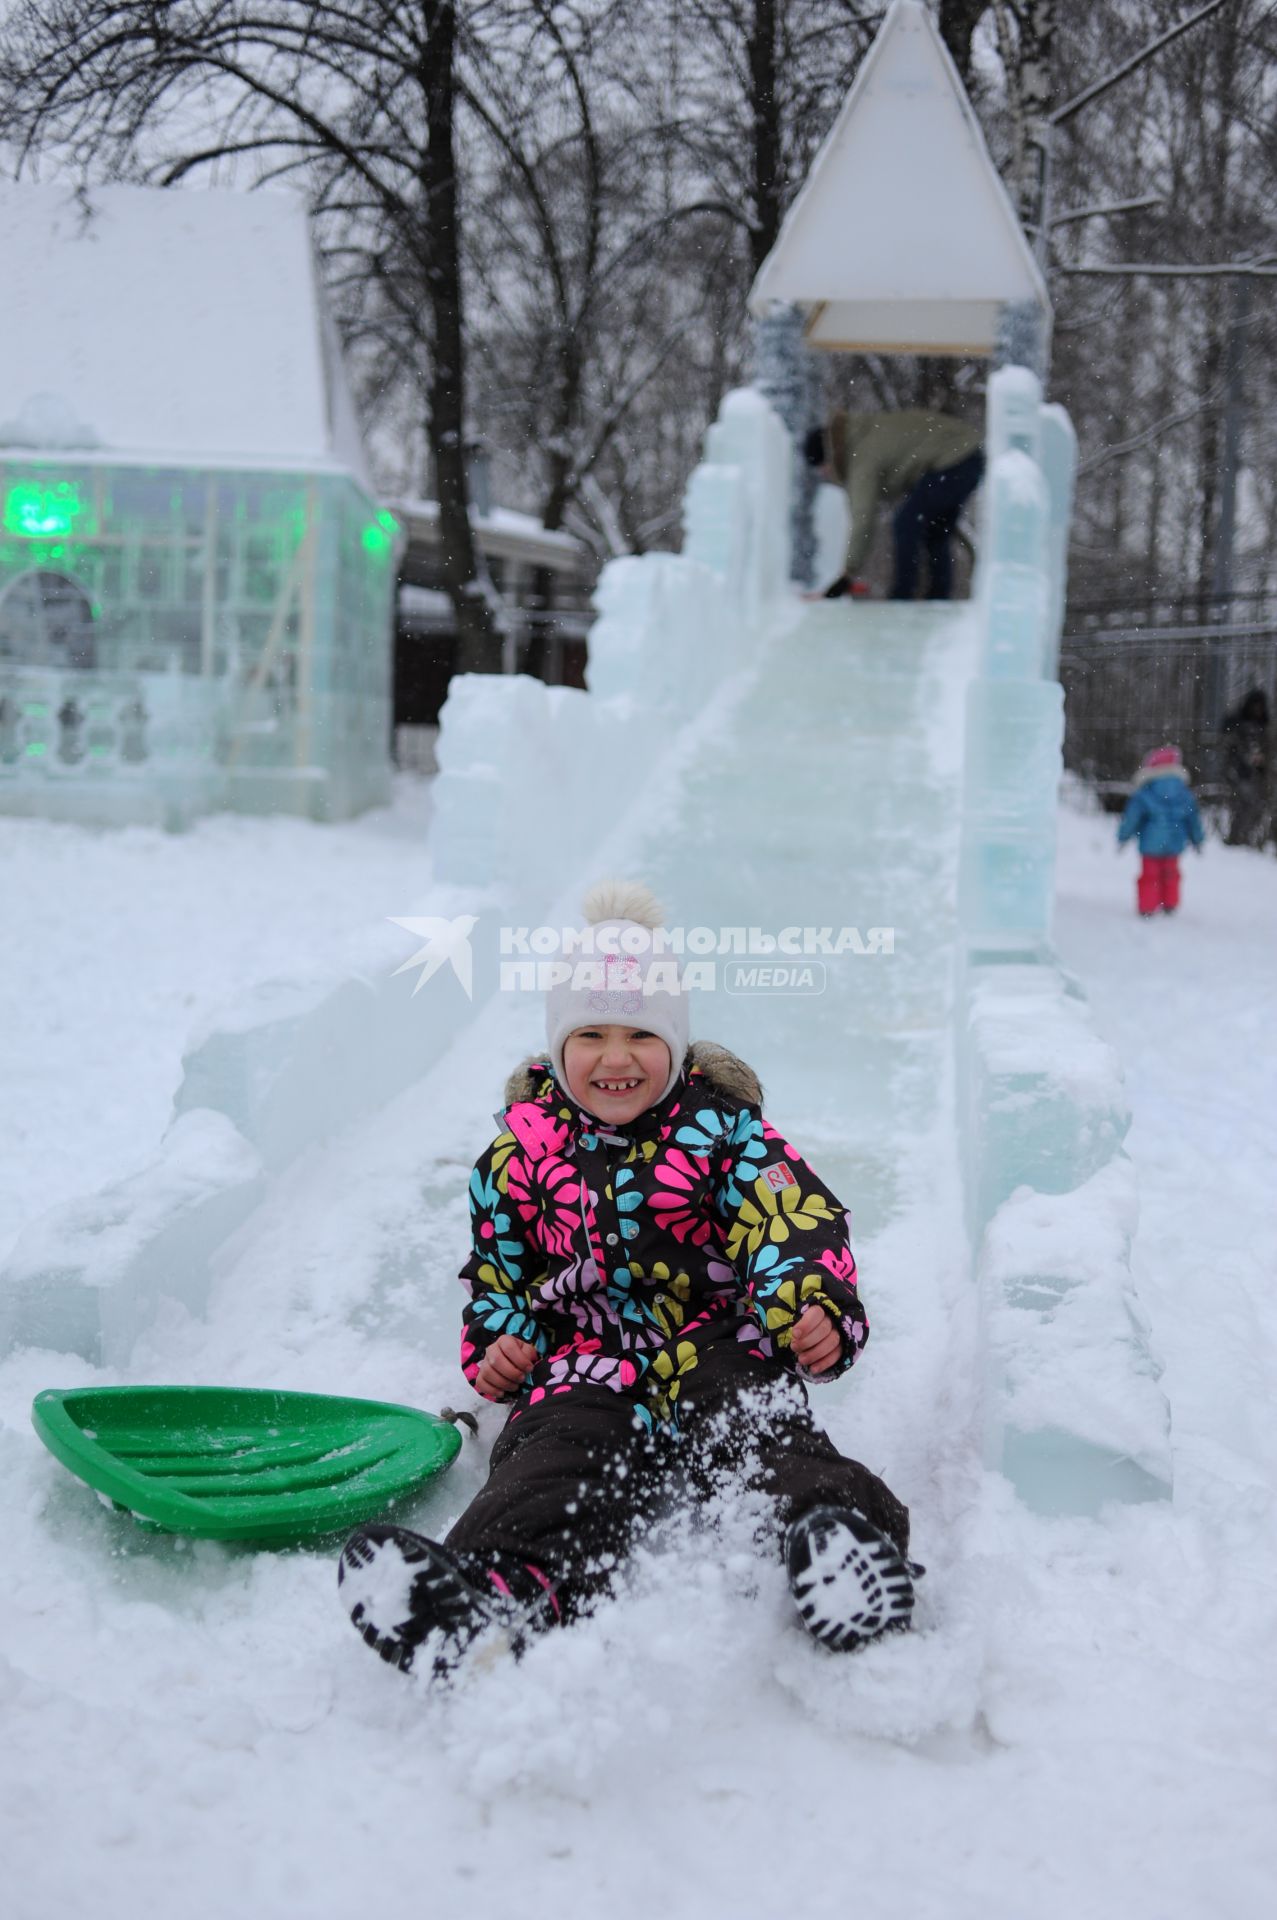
[582,879,664,926]
[545,879,690,1106]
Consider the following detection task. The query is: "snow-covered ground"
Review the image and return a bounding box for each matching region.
[2,784,1275,1920]
[0,780,433,1266]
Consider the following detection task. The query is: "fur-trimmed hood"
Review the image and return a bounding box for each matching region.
[502,1041,762,1113]
[1133,760,1190,789]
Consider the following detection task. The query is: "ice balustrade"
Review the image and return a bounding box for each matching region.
[0,663,224,828]
[960,366,1171,1513]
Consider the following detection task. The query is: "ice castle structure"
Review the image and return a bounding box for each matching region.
[1,359,1171,1519]
[0,182,396,827]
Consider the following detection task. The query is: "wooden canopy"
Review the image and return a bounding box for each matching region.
[749,0,1048,356]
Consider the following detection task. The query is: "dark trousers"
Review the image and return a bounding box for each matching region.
[1226,779,1265,848]
[445,1339,908,1617]
[891,449,985,601]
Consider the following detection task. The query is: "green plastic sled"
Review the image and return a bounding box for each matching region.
[31,1384,463,1548]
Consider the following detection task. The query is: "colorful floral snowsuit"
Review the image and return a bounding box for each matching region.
[445,1046,908,1610]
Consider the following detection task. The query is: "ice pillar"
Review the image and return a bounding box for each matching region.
[958,364,1170,1515]
[960,365,1062,956]
[751,301,820,587]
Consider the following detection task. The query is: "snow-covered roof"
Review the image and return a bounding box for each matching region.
[0,181,372,486]
[391,496,584,573]
[749,0,1048,355]
[398,585,454,622]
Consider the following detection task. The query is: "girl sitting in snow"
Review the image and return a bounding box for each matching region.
[1117,745,1205,917]
[338,883,918,1674]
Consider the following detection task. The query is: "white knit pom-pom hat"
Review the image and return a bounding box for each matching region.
[546,879,689,1104]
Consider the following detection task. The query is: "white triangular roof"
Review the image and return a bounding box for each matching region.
[749,0,1048,355]
[0,181,372,485]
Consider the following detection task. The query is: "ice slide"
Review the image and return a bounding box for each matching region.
[0,371,1170,1533]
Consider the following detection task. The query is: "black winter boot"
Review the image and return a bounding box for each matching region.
[785,1505,921,1652]
[338,1523,560,1674]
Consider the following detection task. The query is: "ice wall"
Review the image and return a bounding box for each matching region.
[960,367,1171,1514]
[0,920,480,1365]
[429,387,790,909]
[0,1111,265,1364]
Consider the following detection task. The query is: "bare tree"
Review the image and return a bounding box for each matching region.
[5,0,1271,628]
[518,0,882,551]
[450,2,879,563]
[665,0,879,276]
[1005,0,1056,234]
[938,0,994,84]
[464,3,739,537]
[0,0,504,671]
[1048,0,1275,602]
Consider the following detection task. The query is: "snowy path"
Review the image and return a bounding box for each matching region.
[3,722,1277,1914]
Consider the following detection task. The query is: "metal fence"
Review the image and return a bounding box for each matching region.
[1058,591,1277,838]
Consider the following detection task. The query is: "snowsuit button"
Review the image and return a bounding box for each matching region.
[606,1232,618,1246]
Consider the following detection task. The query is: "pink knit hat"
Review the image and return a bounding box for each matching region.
[1141,745,1182,770]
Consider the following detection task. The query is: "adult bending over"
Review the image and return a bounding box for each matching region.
[806,408,984,602]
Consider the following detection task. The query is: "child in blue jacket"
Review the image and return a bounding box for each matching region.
[1118,745,1205,915]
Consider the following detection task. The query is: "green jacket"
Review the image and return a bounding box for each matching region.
[831,409,982,575]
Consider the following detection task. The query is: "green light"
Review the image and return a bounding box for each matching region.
[3,480,85,539]
[25,740,47,757]
[361,509,399,556]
